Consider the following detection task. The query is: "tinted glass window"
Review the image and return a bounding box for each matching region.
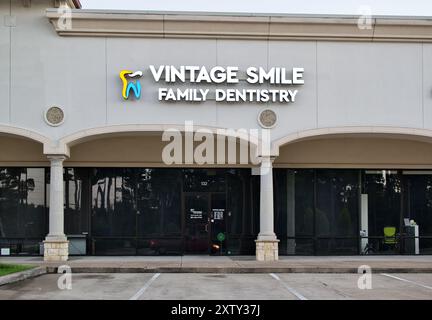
[91,168,136,237]
[294,170,314,237]
[0,168,46,239]
[363,170,401,237]
[226,169,245,235]
[402,173,432,254]
[315,170,359,238]
[403,174,432,236]
[136,169,182,236]
[63,168,89,235]
[274,169,359,255]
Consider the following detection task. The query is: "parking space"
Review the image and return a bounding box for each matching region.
[142,273,297,300]
[0,273,156,300]
[0,273,432,300]
[276,273,432,300]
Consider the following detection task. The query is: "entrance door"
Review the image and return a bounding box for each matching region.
[209,193,227,255]
[184,193,210,254]
[183,193,227,254]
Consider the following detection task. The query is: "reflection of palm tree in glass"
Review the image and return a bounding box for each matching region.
[72,168,89,211]
[91,169,112,235]
[0,169,35,238]
[92,169,107,209]
[106,176,113,210]
[96,184,104,209]
[0,169,20,237]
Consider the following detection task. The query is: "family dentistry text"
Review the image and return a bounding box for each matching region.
[149,65,305,103]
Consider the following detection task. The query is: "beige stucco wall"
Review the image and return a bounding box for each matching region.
[275,137,432,168]
[3,133,432,169]
[66,134,256,167]
[0,135,47,166]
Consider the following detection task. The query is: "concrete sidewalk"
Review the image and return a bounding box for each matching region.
[1,255,432,273]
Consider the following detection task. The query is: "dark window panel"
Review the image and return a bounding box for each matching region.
[0,168,46,240]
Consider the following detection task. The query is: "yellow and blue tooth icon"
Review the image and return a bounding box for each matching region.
[120,70,143,100]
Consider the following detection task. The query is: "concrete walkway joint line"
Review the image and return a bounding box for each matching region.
[269,273,308,300]
[381,273,432,291]
[129,273,161,300]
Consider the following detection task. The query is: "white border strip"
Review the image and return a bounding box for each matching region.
[129,273,161,300]
[381,273,432,290]
[269,273,308,300]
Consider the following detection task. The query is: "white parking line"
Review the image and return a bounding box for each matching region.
[129,273,161,300]
[269,273,308,300]
[381,273,432,290]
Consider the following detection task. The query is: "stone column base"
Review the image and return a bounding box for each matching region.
[43,239,69,262]
[255,239,279,261]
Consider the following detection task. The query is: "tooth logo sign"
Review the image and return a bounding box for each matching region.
[120,70,143,100]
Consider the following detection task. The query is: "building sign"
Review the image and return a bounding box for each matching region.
[120,70,143,100]
[189,209,204,219]
[119,65,304,103]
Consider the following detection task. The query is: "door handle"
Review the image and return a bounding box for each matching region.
[204,224,209,232]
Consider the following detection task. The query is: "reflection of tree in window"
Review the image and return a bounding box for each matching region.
[0,168,46,239]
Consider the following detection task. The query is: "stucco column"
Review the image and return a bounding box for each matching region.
[255,156,279,261]
[44,155,69,262]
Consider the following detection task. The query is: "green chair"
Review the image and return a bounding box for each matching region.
[383,226,397,247]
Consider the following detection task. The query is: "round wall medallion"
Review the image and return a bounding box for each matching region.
[258,109,277,129]
[44,106,65,126]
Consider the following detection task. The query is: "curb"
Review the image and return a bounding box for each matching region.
[0,267,47,286]
[44,266,432,274]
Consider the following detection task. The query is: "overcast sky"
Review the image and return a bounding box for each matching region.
[81,0,432,16]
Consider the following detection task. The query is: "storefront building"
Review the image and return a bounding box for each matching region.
[1,1,432,261]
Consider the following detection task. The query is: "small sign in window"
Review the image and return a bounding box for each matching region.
[190,209,203,219]
[213,208,225,220]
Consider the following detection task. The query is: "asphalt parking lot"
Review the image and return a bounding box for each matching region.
[0,272,432,300]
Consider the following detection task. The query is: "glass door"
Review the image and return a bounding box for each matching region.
[184,193,210,254]
[210,193,227,255]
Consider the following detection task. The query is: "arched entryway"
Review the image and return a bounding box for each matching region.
[44,125,263,258]
[272,127,432,256]
[0,126,50,256]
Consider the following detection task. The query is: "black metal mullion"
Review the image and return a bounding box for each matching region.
[357,170,362,255]
[399,170,404,255]
[313,169,317,255]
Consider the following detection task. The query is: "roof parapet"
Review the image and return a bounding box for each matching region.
[46,9,432,42]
